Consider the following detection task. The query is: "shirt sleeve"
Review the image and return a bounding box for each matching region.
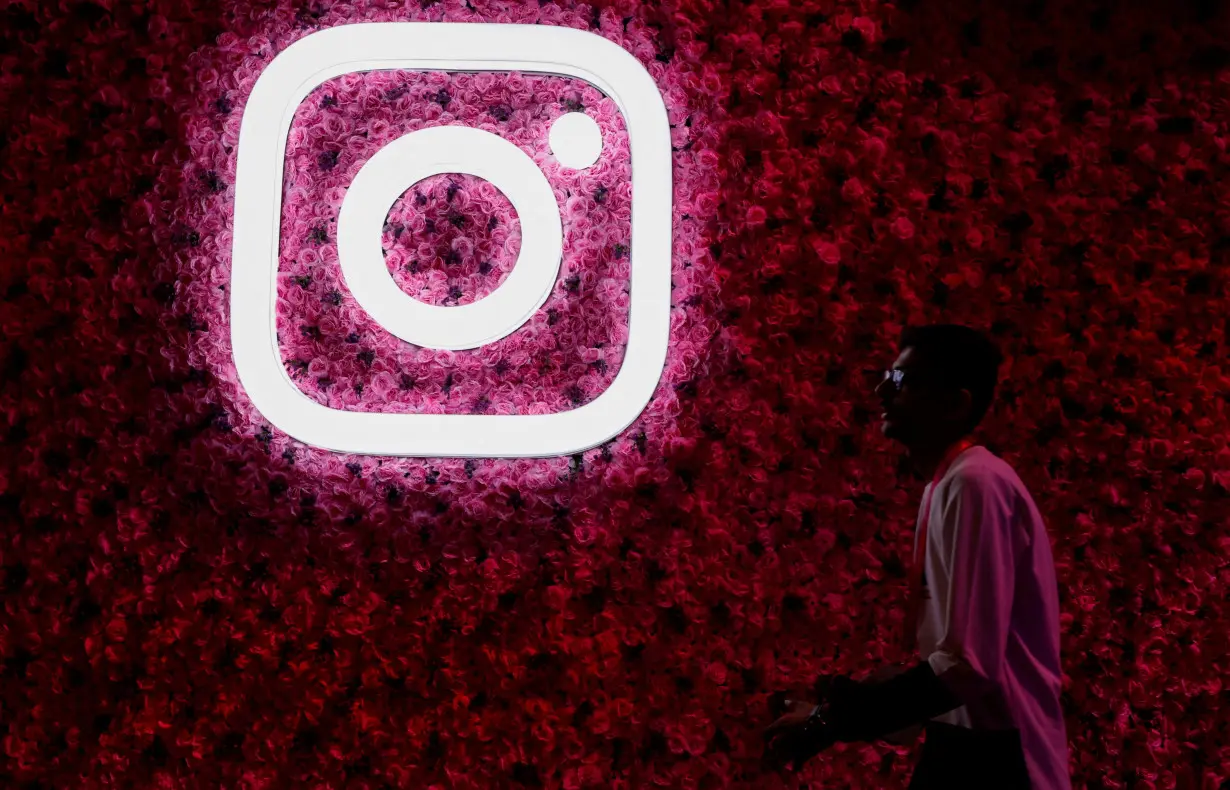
[924,471,1019,708]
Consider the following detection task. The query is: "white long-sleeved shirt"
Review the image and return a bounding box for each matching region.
[915,444,1071,790]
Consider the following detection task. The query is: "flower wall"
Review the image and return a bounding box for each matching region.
[2,0,1229,787]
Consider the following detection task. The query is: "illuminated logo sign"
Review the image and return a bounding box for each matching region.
[230,23,672,458]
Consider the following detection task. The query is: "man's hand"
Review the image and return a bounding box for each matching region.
[762,699,837,772]
[764,699,816,739]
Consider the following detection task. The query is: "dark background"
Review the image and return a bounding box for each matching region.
[1,0,1228,786]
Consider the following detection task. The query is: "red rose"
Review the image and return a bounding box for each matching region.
[890,215,915,240]
[814,240,842,265]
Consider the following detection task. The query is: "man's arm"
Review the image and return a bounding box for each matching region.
[817,661,962,742]
[820,473,1018,742]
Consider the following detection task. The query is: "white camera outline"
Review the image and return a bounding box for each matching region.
[230,23,673,458]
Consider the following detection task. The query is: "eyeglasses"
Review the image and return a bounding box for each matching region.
[880,369,916,392]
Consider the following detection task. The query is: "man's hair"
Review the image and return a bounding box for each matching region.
[899,324,1004,434]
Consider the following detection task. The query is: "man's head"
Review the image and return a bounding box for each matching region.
[875,324,1004,448]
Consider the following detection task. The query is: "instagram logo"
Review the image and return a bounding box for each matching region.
[230,23,672,458]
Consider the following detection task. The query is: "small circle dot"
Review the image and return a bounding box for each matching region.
[549,112,603,170]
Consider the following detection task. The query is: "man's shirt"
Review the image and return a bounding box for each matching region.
[914,445,1071,790]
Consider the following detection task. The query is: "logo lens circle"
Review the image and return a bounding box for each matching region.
[338,126,563,351]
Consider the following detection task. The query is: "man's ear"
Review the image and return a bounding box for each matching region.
[947,389,973,424]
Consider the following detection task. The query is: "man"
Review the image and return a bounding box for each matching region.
[764,324,1071,789]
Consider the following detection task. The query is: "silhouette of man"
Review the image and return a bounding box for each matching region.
[765,324,1070,789]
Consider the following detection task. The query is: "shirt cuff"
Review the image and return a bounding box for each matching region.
[928,649,999,705]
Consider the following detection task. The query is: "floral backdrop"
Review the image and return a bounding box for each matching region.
[2,0,1229,787]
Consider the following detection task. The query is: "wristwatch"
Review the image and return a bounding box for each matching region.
[790,700,839,768]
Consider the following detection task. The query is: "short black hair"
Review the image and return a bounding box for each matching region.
[899,324,1004,434]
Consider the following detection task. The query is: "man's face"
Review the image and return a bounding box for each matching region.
[874,346,961,446]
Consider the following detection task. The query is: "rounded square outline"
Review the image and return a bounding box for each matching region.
[230,23,673,458]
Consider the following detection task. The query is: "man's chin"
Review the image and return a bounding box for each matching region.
[880,418,905,442]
